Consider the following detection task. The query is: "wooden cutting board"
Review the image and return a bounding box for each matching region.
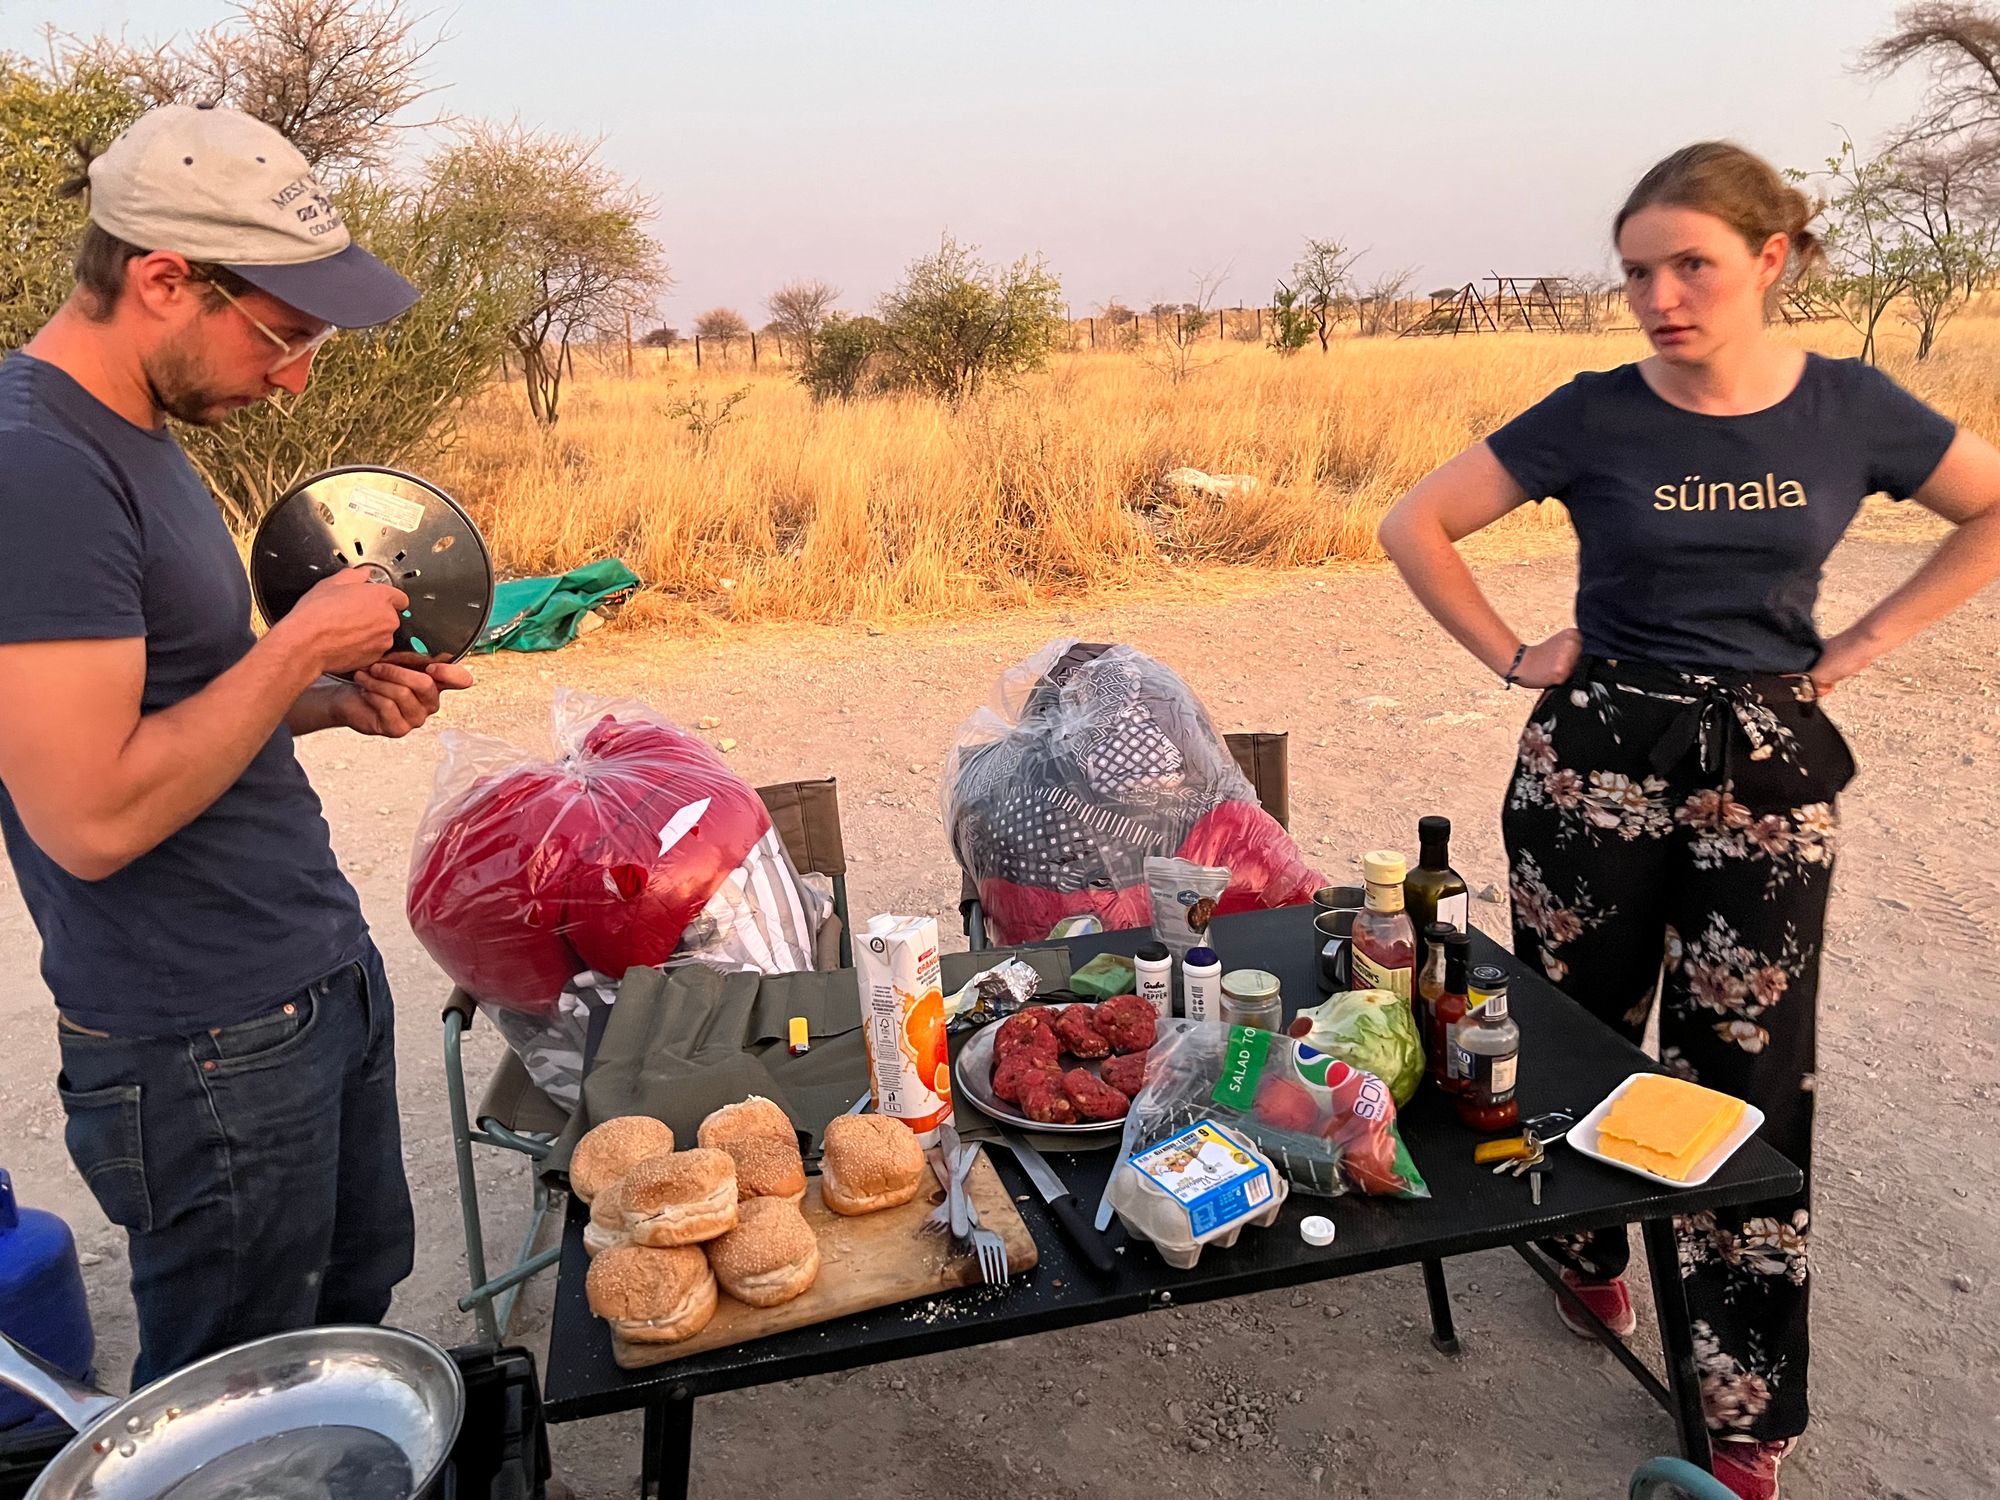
[610,1149,1039,1368]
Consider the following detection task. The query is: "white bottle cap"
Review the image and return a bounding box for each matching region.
[1300,1215,1337,1248]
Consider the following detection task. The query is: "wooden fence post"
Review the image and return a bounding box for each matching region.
[1088,317,1096,349]
[751,331,759,367]
[623,312,634,377]
[695,335,703,369]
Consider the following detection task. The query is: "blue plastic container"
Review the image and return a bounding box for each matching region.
[0,1168,95,1432]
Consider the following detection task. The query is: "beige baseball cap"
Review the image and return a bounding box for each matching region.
[86,104,418,328]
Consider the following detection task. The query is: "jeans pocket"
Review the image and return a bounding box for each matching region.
[56,1083,152,1232]
[204,987,323,1074]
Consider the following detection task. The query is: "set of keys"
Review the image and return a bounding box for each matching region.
[1472,1111,1575,1207]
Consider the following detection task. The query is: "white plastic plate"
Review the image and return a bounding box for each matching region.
[1568,1072,1765,1189]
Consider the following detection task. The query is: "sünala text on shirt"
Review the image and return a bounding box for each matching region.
[1654,474,1808,510]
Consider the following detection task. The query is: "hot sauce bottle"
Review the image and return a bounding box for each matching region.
[1430,929,1472,1094]
[1416,920,1453,1052]
[1350,851,1416,1000]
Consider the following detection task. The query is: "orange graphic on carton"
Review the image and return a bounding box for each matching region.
[856,914,953,1143]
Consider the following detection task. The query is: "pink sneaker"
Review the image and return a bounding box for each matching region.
[1556,1269,1638,1338]
[1711,1438,1798,1500]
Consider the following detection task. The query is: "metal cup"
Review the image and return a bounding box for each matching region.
[1312,884,1365,918]
[1314,908,1356,993]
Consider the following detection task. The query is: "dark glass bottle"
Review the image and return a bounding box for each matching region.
[1429,930,1472,1094]
[1405,816,1469,979]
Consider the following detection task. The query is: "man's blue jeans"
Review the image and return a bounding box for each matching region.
[53,942,416,1388]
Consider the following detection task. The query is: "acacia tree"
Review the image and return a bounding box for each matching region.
[0,57,141,350]
[1142,269,1228,385]
[1865,3,2000,167]
[1354,266,1415,336]
[764,279,838,362]
[694,306,750,360]
[1290,237,1362,351]
[1816,140,1920,364]
[57,0,445,178]
[178,175,522,527]
[9,9,515,525]
[875,234,1065,403]
[1884,144,2000,357]
[429,124,666,425]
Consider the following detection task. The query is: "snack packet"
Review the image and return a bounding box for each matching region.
[1145,857,1229,960]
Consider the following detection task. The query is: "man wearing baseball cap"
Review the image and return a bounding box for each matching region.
[0,104,468,1384]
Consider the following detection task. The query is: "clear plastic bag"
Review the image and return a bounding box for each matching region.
[1111,1020,1429,1199]
[943,641,1325,946]
[408,689,827,1014]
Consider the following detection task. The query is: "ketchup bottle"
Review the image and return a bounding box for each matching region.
[1430,929,1472,1094]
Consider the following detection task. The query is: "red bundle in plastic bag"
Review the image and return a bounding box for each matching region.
[408,692,774,1013]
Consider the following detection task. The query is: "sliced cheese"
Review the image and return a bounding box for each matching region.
[1596,1075,1746,1181]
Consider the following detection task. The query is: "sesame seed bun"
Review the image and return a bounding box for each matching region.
[696,1096,796,1151]
[569,1116,674,1203]
[584,1178,631,1258]
[621,1148,739,1245]
[717,1134,808,1203]
[706,1197,821,1308]
[585,1245,717,1344]
[819,1113,926,1216]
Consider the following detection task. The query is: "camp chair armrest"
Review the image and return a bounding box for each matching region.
[478,1120,555,1160]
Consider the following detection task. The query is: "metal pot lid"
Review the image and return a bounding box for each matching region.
[251,467,494,670]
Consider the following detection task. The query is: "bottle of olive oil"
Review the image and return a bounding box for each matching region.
[1405,815,1469,978]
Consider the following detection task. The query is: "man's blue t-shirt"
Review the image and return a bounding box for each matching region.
[1485,354,1958,674]
[0,354,367,1034]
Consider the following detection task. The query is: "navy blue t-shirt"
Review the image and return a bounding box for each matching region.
[1485,354,1957,673]
[0,355,367,1034]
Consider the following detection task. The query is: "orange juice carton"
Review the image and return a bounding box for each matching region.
[855,914,952,1143]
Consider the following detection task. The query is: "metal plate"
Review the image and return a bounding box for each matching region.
[953,1007,1127,1137]
[250,466,494,670]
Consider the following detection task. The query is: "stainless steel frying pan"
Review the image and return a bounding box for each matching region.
[0,1324,463,1500]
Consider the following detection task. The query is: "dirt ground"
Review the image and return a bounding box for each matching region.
[2,531,1994,1499]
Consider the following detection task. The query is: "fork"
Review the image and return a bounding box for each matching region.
[948,1145,1009,1285]
[922,1141,980,1235]
[969,1220,1010,1285]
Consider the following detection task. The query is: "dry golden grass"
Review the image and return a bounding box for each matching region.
[433,315,1999,630]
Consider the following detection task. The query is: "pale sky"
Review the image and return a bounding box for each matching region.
[3,2,1931,330]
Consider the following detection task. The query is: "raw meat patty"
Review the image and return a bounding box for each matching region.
[1095,994,1157,1054]
[1019,1076,1079,1125]
[1063,1067,1130,1122]
[994,1010,1060,1064]
[991,1051,1062,1106]
[1100,1051,1149,1099]
[1053,1005,1112,1060]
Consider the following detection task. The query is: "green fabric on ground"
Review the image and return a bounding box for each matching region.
[474,558,640,654]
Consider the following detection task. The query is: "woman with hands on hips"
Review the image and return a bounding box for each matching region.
[1378,142,2000,1500]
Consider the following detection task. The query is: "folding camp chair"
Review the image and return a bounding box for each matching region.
[441,776,852,1345]
[960,730,1292,950]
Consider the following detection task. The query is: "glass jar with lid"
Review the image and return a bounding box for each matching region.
[1220,968,1283,1031]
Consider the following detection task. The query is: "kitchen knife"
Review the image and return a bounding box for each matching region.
[1003,1135,1120,1274]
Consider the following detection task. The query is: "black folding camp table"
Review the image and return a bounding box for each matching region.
[541,904,1801,1499]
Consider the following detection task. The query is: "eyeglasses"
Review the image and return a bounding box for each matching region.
[203,280,337,375]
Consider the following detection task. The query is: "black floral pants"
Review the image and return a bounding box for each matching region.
[1502,657,1855,1443]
